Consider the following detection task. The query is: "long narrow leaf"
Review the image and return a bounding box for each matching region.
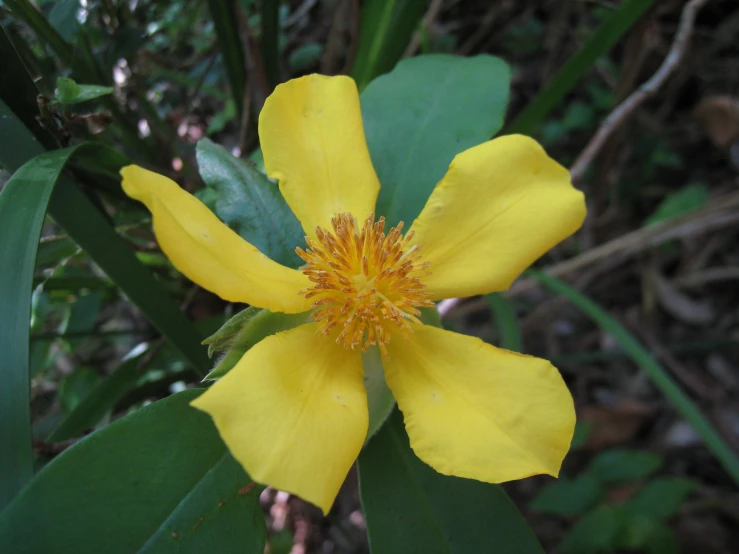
[0,145,84,510]
[486,293,522,352]
[529,270,739,485]
[504,0,655,136]
[206,0,247,114]
[261,0,280,89]
[350,0,428,92]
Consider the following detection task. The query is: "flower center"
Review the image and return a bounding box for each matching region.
[297,213,433,355]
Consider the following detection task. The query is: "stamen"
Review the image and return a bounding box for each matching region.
[298,213,433,354]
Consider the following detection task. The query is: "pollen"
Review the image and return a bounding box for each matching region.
[296,213,433,356]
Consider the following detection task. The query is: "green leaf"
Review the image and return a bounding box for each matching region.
[58,367,100,413]
[644,183,710,226]
[359,410,545,554]
[559,505,624,554]
[0,391,266,554]
[288,42,323,72]
[362,347,395,439]
[260,0,280,89]
[529,270,739,486]
[625,477,694,521]
[55,77,114,105]
[60,290,103,348]
[203,306,263,357]
[48,176,211,375]
[486,293,521,351]
[48,0,80,42]
[586,449,662,484]
[47,349,148,442]
[0,108,210,374]
[205,0,247,114]
[362,55,510,228]
[196,138,304,267]
[351,0,428,91]
[529,474,604,517]
[205,310,312,380]
[0,146,81,510]
[505,0,656,136]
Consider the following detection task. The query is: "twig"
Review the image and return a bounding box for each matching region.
[570,0,710,183]
[508,191,739,297]
[403,0,445,57]
[439,190,739,318]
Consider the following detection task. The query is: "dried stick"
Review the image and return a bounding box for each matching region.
[570,0,710,183]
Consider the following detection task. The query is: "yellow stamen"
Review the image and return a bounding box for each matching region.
[297,213,433,355]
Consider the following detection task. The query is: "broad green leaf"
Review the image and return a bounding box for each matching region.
[625,477,694,521]
[0,146,82,509]
[586,449,662,484]
[196,138,305,267]
[0,391,266,554]
[530,475,604,517]
[55,77,114,105]
[351,0,428,91]
[362,55,510,228]
[644,183,710,226]
[358,410,545,554]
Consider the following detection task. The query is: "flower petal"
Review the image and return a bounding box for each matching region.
[408,135,586,299]
[121,165,311,313]
[259,75,380,238]
[191,323,368,514]
[384,324,575,482]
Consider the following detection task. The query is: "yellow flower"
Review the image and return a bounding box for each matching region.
[120,74,586,515]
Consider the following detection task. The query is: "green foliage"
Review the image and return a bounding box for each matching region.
[54,77,114,105]
[0,147,81,509]
[351,0,428,91]
[625,478,695,521]
[529,270,739,486]
[58,367,100,413]
[288,42,323,72]
[532,445,693,554]
[204,310,312,380]
[0,391,266,554]
[362,54,510,227]
[530,475,604,517]
[359,410,546,554]
[506,0,656,136]
[196,138,305,267]
[559,506,679,554]
[586,449,662,484]
[486,293,522,351]
[644,183,710,226]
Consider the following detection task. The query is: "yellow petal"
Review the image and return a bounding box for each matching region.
[384,324,575,482]
[258,75,380,238]
[408,135,586,299]
[191,323,368,514]
[121,165,311,313]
